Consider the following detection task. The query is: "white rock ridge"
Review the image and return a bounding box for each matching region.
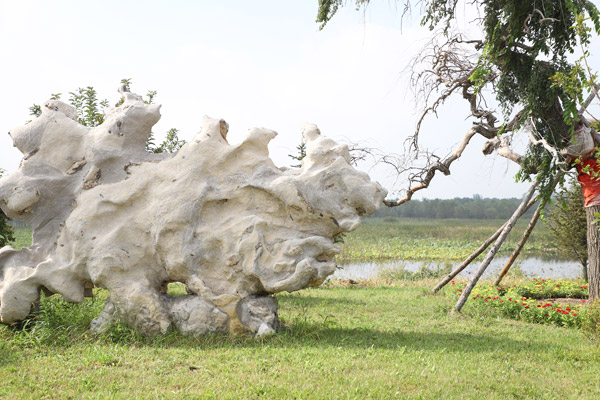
[0,89,387,336]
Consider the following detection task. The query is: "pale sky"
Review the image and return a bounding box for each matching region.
[1,1,599,200]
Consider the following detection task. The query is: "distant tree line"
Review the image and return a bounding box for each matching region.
[370,196,539,220]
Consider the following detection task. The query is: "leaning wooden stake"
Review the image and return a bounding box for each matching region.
[432,195,539,293]
[493,174,562,286]
[453,181,539,313]
[432,223,507,293]
[493,203,542,286]
[580,91,597,127]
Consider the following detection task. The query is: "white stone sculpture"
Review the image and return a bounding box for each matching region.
[0,88,386,336]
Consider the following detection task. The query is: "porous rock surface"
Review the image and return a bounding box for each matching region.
[0,88,386,336]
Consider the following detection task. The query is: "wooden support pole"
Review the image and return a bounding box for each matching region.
[580,91,596,118]
[579,90,597,128]
[493,203,542,286]
[453,181,539,313]
[432,222,506,293]
[431,195,539,293]
[493,174,561,286]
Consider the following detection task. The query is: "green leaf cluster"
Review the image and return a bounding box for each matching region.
[26,79,184,154]
[288,141,306,168]
[68,87,109,127]
[427,1,600,199]
[316,0,371,30]
[147,128,186,154]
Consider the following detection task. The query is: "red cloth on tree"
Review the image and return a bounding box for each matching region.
[577,158,600,207]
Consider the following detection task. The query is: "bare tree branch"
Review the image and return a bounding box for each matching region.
[383,127,477,206]
[526,117,565,166]
[379,33,524,206]
[409,33,483,149]
[523,9,559,35]
[482,134,524,165]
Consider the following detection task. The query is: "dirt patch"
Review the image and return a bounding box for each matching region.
[538,298,587,306]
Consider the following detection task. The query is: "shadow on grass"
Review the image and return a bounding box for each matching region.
[276,294,368,306]
[1,320,561,359]
[273,323,557,355]
[0,289,569,357]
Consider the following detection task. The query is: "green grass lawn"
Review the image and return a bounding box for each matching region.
[2,223,596,399]
[1,281,599,399]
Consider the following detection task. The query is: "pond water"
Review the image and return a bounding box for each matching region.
[332,257,585,281]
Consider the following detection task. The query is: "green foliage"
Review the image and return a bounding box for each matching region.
[378,262,453,281]
[4,292,104,347]
[510,277,589,299]
[479,1,598,190]
[28,104,41,118]
[68,87,109,127]
[9,228,31,250]
[0,212,14,248]
[316,0,371,30]
[439,1,599,198]
[318,1,600,204]
[147,128,186,154]
[115,78,133,107]
[550,11,600,130]
[27,79,184,153]
[28,86,109,127]
[420,0,459,32]
[544,180,588,279]
[288,141,306,168]
[0,168,15,247]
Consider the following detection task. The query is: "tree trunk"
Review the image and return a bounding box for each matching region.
[586,205,600,303]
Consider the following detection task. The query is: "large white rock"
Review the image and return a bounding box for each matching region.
[0,88,386,336]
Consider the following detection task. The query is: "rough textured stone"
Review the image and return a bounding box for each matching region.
[0,88,386,336]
